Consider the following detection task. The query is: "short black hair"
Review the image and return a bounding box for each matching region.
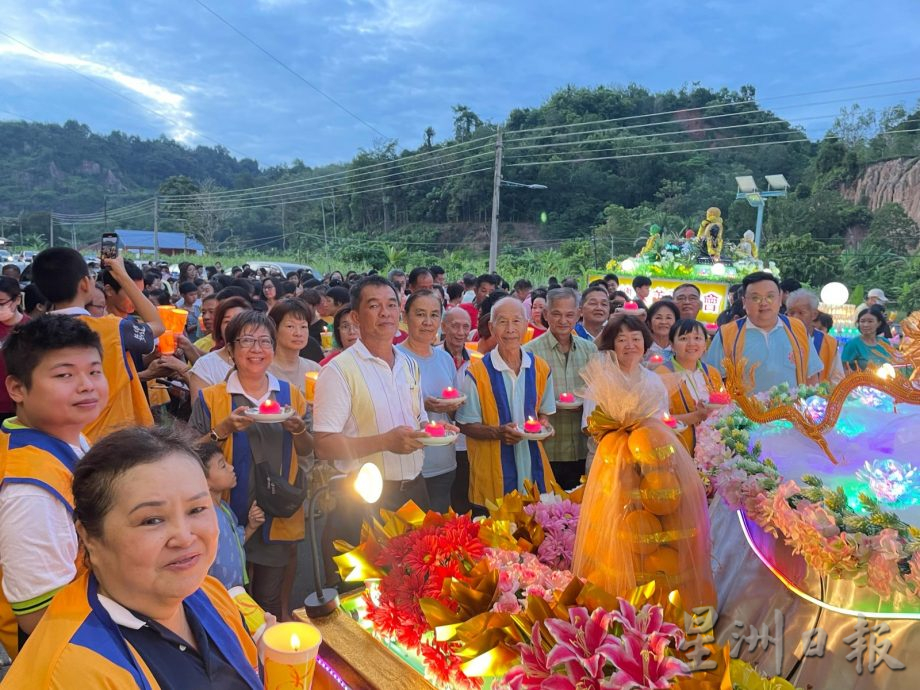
[816,312,834,332]
[326,286,350,306]
[446,283,463,301]
[23,283,47,313]
[32,248,90,304]
[4,314,102,389]
[513,278,533,291]
[407,267,432,287]
[0,275,21,299]
[143,272,160,287]
[742,271,780,294]
[596,314,653,353]
[195,441,223,478]
[350,275,399,310]
[101,260,143,294]
[669,318,707,343]
[475,274,497,289]
[179,281,198,296]
[603,273,619,284]
[779,278,802,294]
[632,275,652,289]
[647,299,680,323]
[225,310,276,355]
[673,283,701,297]
[429,265,445,278]
[215,286,252,303]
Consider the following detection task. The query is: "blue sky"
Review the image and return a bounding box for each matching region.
[1,0,919,167]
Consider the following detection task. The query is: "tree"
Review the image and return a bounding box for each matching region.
[451,105,483,141]
[423,127,435,150]
[763,233,842,286]
[868,202,919,254]
[829,104,877,148]
[186,179,236,253]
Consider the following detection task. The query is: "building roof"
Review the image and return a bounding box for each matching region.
[113,228,204,252]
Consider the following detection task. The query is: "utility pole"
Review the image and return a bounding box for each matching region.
[153,196,160,261]
[49,211,54,247]
[104,195,108,231]
[321,199,328,262]
[331,191,337,241]
[281,200,287,252]
[488,128,503,274]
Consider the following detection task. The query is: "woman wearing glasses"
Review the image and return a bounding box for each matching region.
[191,310,313,619]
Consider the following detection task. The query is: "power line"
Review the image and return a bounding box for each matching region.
[193,0,388,140]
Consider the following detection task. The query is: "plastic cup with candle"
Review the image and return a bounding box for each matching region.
[320,327,334,351]
[559,392,576,404]
[440,386,459,399]
[228,586,266,643]
[158,330,176,356]
[304,372,318,403]
[262,621,322,690]
[170,308,188,333]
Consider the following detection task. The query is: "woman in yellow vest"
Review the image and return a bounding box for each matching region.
[3,426,261,689]
[655,319,722,453]
[190,310,312,620]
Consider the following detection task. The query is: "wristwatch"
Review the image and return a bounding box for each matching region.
[209,428,226,442]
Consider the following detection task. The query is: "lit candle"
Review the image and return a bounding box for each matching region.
[648,353,664,366]
[304,371,319,403]
[262,622,322,690]
[623,302,639,311]
[425,421,446,437]
[440,386,460,399]
[523,416,542,433]
[157,330,176,356]
[559,392,576,404]
[260,399,282,415]
[708,389,731,405]
[662,413,678,429]
[320,325,334,350]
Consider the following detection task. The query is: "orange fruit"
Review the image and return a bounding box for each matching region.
[640,470,682,515]
[621,509,662,555]
[627,427,675,463]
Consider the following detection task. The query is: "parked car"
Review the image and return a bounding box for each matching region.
[246,261,322,281]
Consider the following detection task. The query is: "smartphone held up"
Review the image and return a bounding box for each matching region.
[100,232,119,262]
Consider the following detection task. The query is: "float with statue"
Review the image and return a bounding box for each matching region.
[602,207,780,323]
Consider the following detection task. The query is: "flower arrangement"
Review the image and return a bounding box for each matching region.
[696,385,920,601]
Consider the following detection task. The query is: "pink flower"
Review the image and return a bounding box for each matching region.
[605,632,691,689]
[609,598,684,656]
[544,607,619,678]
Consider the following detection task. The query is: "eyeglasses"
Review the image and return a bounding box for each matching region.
[674,295,700,303]
[745,295,777,306]
[235,336,274,350]
[0,297,16,308]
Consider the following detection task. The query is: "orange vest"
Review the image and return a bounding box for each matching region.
[465,351,555,506]
[0,427,84,660]
[656,362,723,453]
[79,314,153,442]
[198,380,306,543]
[812,330,838,382]
[717,315,813,387]
[2,571,260,689]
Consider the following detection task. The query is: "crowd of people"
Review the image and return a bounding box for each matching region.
[0,250,910,686]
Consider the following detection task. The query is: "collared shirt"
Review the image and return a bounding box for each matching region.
[704,318,823,393]
[573,322,604,341]
[314,339,427,480]
[524,331,596,462]
[225,371,281,406]
[436,344,470,451]
[99,595,250,690]
[456,348,556,492]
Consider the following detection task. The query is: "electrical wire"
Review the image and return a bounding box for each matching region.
[193,0,388,140]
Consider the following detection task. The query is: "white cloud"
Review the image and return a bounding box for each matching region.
[0,40,197,143]
[343,0,448,35]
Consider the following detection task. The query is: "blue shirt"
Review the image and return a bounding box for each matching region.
[209,501,247,590]
[704,317,823,393]
[397,345,458,478]
[456,348,556,492]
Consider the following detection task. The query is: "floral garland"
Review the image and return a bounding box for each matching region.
[696,382,920,600]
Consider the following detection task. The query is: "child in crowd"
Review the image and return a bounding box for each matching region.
[196,442,265,590]
[0,315,108,659]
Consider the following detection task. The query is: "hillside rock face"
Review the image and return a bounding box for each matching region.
[841,157,920,224]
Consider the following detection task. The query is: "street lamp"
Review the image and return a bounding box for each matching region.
[304,462,383,617]
[488,177,548,273]
[735,174,788,249]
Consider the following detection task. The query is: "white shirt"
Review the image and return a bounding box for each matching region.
[190,351,233,388]
[0,436,89,611]
[226,371,280,406]
[313,340,427,480]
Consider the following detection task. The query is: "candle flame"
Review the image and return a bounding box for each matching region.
[663,412,673,421]
[527,415,535,422]
[446,386,454,392]
[290,632,301,651]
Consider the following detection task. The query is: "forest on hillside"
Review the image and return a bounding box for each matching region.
[2,83,920,306]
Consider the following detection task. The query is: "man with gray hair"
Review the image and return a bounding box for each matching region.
[457,297,557,511]
[524,288,597,488]
[785,288,844,384]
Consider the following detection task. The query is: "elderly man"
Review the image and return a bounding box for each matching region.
[314,275,434,510]
[673,283,702,321]
[705,272,823,394]
[786,288,844,384]
[524,288,597,489]
[457,297,556,511]
[439,307,474,512]
[574,286,609,340]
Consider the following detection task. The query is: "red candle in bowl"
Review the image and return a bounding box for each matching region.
[624,302,639,311]
[523,417,542,434]
[662,413,678,429]
[648,353,664,366]
[441,386,460,399]
[709,390,731,405]
[260,399,282,415]
[559,392,576,404]
[425,422,446,437]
